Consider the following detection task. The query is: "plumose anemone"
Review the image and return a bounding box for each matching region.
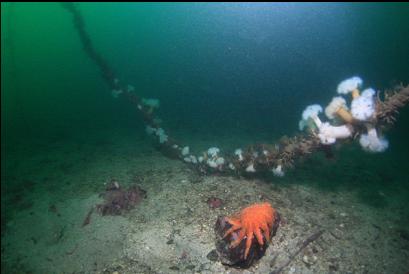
[359,126,389,153]
[300,104,352,145]
[337,76,363,98]
[325,96,353,123]
[351,88,376,121]
[317,122,352,145]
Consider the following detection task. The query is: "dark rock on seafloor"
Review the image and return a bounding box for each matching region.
[214,212,280,268]
[206,249,219,262]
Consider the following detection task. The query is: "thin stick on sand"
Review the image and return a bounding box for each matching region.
[270,230,324,274]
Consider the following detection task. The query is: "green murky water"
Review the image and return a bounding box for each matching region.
[2,3,409,273]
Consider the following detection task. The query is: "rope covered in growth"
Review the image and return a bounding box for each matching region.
[63,3,409,178]
[376,84,409,125]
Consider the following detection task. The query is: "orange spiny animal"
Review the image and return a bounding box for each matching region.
[223,202,278,259]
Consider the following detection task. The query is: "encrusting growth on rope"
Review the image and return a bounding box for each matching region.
[376,84,409,125]
[63,3,409,178]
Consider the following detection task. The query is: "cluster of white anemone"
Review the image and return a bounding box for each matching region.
[272,165,285,177]
[300,104,352,145]
[146,126,168,144]
[141,98,160,109]
[111,81,135,99]
[179,146,226,169]
[206,147,225,169]
[180,146,199,164]
[143,76,389,180]
[232,147,284,177]
[299,76,388,153]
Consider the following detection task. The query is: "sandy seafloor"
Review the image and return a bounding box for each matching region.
[2,128,409,274]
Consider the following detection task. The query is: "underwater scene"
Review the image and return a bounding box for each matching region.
[1,2,409,274]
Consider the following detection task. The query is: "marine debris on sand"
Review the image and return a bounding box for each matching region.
[82,180,146,227]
